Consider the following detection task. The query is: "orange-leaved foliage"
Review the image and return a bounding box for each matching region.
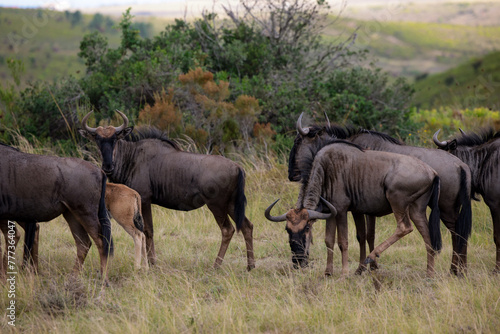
[138,88,182,135]
[138,68,265,152]
[253,122,276,144]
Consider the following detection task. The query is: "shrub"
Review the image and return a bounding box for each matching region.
[411,106,500,140]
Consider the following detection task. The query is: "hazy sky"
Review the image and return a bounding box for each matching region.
[0,0,174,9]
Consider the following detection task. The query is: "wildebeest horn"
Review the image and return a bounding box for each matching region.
[264,199,288,222]
[82,110,97,133]
[114,110,129,133]
[296,112,310,136]
[307,197,337,220]
[323,111,331,128]
[432,129,448,148]
[459,128,466,136]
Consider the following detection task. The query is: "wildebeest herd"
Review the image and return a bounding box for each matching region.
[1,110,499,284]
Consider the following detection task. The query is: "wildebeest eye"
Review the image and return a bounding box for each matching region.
[304,225,311,232]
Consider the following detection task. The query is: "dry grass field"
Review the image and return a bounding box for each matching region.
[1,149,499,333]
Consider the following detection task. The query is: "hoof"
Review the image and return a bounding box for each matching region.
[247,264,255,271]
[355,265,367,275]
[364,257,375,265]
[324,271,333,277]
[369,262,379,271]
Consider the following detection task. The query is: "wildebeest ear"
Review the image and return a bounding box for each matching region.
[449,139,457,150]
[116,126,134,139]
[78,128,96,140]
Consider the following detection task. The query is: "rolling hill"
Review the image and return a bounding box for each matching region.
[413,50,500,110]
[0,7,120,86]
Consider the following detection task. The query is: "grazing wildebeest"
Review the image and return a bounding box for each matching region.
[434,128,500,271]
[289,113,472,275]
[78,110,255,270]
[4,183,148,275]
[0,143,113,282]
[268,139,442,277]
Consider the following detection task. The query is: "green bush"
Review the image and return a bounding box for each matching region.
[17,76,88,140]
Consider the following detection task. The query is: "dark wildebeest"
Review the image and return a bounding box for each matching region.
[434,128,500,272]
[289,114,472,275]
[0,143,113,281]
[4,183,148,276]
[78,110,255,270]
[267,139,442,277]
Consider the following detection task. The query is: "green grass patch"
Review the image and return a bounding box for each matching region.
[413,51,500,110]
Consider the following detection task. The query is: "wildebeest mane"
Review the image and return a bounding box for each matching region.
[454,128,500,147]
[299,139,364,187]
[359,129,404,145]
[0,142,20,151]
[324,124,357,139]
[324,124,404,145]
[125,126,180,150]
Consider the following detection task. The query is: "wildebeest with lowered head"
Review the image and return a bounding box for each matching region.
[0,143,113,282]
[78,110,255,270]
[434,128,500,271]
[289,113,472,275]
[268,139,442,277]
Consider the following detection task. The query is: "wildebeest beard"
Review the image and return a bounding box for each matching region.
[289,229,310,268]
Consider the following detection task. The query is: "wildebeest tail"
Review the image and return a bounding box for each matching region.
[428,175,442,252]
[99,174,114,256]
[455,167,472,253]
[133,196,144,232]
[234,168,247,232]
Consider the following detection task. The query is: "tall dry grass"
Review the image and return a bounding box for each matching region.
[1,144,499,333]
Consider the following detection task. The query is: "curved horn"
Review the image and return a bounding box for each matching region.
[264,199,288,222]
[296,112,310,136]
[114,110,129,133]
[307,197,337,220]
[432,129,448,148]
[81,110,97,133]
[459,128,466,136]
[323,111,331,128]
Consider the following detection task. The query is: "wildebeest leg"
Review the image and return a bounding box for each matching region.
[0,220,20,280]
[18,221,40,274]
[409,206,437,277]
[441,219,464,276]
[209,205,235,269]
[229,214,255,271]
[337,213,349,277]
[490,205,500,273]
[0,222,4,280]
[64,211,111,283]
[366,210,413,265]
[366,215,378,270]
[324,216,337,276]
[63,212,92,274]
[114,218,148,270]
[142,202,156,266]
[352,213,367,275]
